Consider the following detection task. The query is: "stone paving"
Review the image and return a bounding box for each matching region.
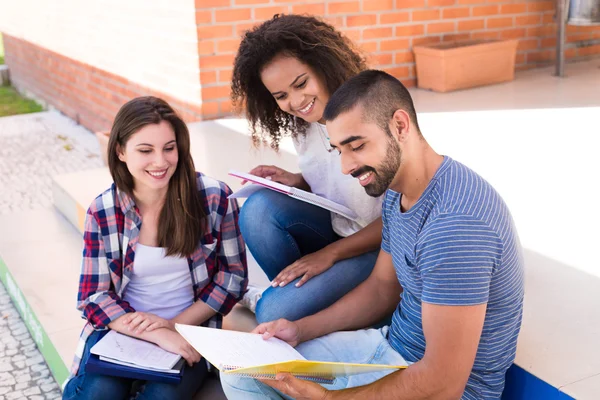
[0,111,102,398]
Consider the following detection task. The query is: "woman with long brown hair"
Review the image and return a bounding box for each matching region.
[63,96,248,399]
[233,14,384,324]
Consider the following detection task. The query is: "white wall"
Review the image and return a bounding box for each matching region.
[0,0,201,105]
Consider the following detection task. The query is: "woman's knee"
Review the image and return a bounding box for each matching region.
[239,190,286,236]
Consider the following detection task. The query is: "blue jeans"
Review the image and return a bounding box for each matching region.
[62,330,208,400]
[221,326,409,399]
[240,190,378,323]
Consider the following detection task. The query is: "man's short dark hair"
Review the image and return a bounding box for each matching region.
[323,70,420,135]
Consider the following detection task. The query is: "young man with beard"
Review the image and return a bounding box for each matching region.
[220,70,525,400]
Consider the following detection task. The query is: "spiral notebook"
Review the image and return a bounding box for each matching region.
[228,170,358,221]
[175,324,407,384]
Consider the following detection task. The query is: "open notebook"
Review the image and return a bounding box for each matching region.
[175,324,407,383]
[228,170,358,221]
[90,330,182,374]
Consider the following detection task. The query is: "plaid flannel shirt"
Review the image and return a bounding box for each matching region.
[68,172,248,379]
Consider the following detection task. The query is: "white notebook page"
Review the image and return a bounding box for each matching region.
[175,324,305,370]
[90,331,181,371]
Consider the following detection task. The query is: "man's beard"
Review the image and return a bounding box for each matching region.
[353,138,401,197]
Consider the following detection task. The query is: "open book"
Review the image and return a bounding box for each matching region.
[90,330,183,374]
[228,170,358,221]
[175,324,407,383]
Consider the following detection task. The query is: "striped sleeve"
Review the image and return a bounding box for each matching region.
[416,214,503,306]
[381,191,393,253]
[77,207,135,329]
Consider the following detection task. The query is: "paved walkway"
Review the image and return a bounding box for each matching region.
[0,111,102,398]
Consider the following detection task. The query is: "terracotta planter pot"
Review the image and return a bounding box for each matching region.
[95,131,110,166]
[413,39,519,93]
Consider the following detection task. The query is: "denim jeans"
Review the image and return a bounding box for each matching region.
[239,189,378,323]
[62,330,208,400]
[220,326,408,399]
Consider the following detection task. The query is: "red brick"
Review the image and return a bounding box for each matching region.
[219,69,233,83]
[541,37,557,48]
[527,1,555,12]
[395,51,414,63]
[527,26,556,37]
[443,7,470,19]
[197,25,233,39]
[234,0,269,4]
[292,3,325,15]
[501,28,526,39]
[327,1,360,14]
[472,5,499,16]
[364,0,395,11]
[373,53,394,65]
[198,41,214,55]
[380,12,410,24]
[363,27,394,39]
[201,102,220,116]
[472,31,500,40]
[518,38,539,50]
[458,0,481,4]
[500,4,527,14]
[216,8,251,23]
[202,85,231,100]
[516,15,541,26]
[412,35,442,46]
[542,12,555,24]
[347,14,377,27]
[578,44,600,57]
[200,54,235,69]
[396,0,426,8]
[200,71,217,85]
[360,41,379,52]
[195,0,231,8]
[342,29,361,41]
[380,38,410,51]
[527,50,554,63]
[383,66,410,79]
[443,33,470,42]
[427,22,455,34]
[487,17,513,29]
[396,24,425,36]
[428,0,456,6]
[236,22,260,35]
[196,10,213,25]
[255,6,288,20]
[217,38,241,53]
[458,19,484,31]
[220,99,234,114]
[412,9,440,21]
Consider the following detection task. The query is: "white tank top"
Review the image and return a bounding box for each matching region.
[123,244,194,320]
[293,122,384,237]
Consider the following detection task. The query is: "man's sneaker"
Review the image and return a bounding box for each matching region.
[238,285,264,313]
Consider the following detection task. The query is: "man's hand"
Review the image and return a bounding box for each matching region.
[261,373,331,400]
[153,329,201,367]
[252,319,303,347]
[272,248,337,288]
[122,311,174,334]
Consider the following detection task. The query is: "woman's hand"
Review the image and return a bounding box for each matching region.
[243,165,307,189]
[122,312,175,334]
[153,329,202,367]
[271,247,338,288]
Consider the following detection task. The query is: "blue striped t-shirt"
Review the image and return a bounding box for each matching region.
[383,156,524,399]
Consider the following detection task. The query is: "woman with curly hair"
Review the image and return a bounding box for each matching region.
[233,14,384,324]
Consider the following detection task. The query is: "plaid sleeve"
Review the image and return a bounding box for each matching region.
[198,183,248,315]
[77,207,135,329]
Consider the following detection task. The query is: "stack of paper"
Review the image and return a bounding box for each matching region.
[90,331,183,374]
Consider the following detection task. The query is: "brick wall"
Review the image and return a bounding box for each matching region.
[196,0,600,119]
[3,35,205,133]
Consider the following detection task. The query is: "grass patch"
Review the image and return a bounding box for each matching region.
[0,86,43,117]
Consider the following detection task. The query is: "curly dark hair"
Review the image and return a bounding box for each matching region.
[231,14,367,150]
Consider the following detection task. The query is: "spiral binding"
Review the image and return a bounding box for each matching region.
[221,365,336,384]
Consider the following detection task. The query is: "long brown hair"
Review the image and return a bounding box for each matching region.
[231,14,367,151]
[108,96,205,257]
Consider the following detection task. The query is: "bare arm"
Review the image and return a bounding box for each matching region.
[328,303,486,400]
[297,250,400,341]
